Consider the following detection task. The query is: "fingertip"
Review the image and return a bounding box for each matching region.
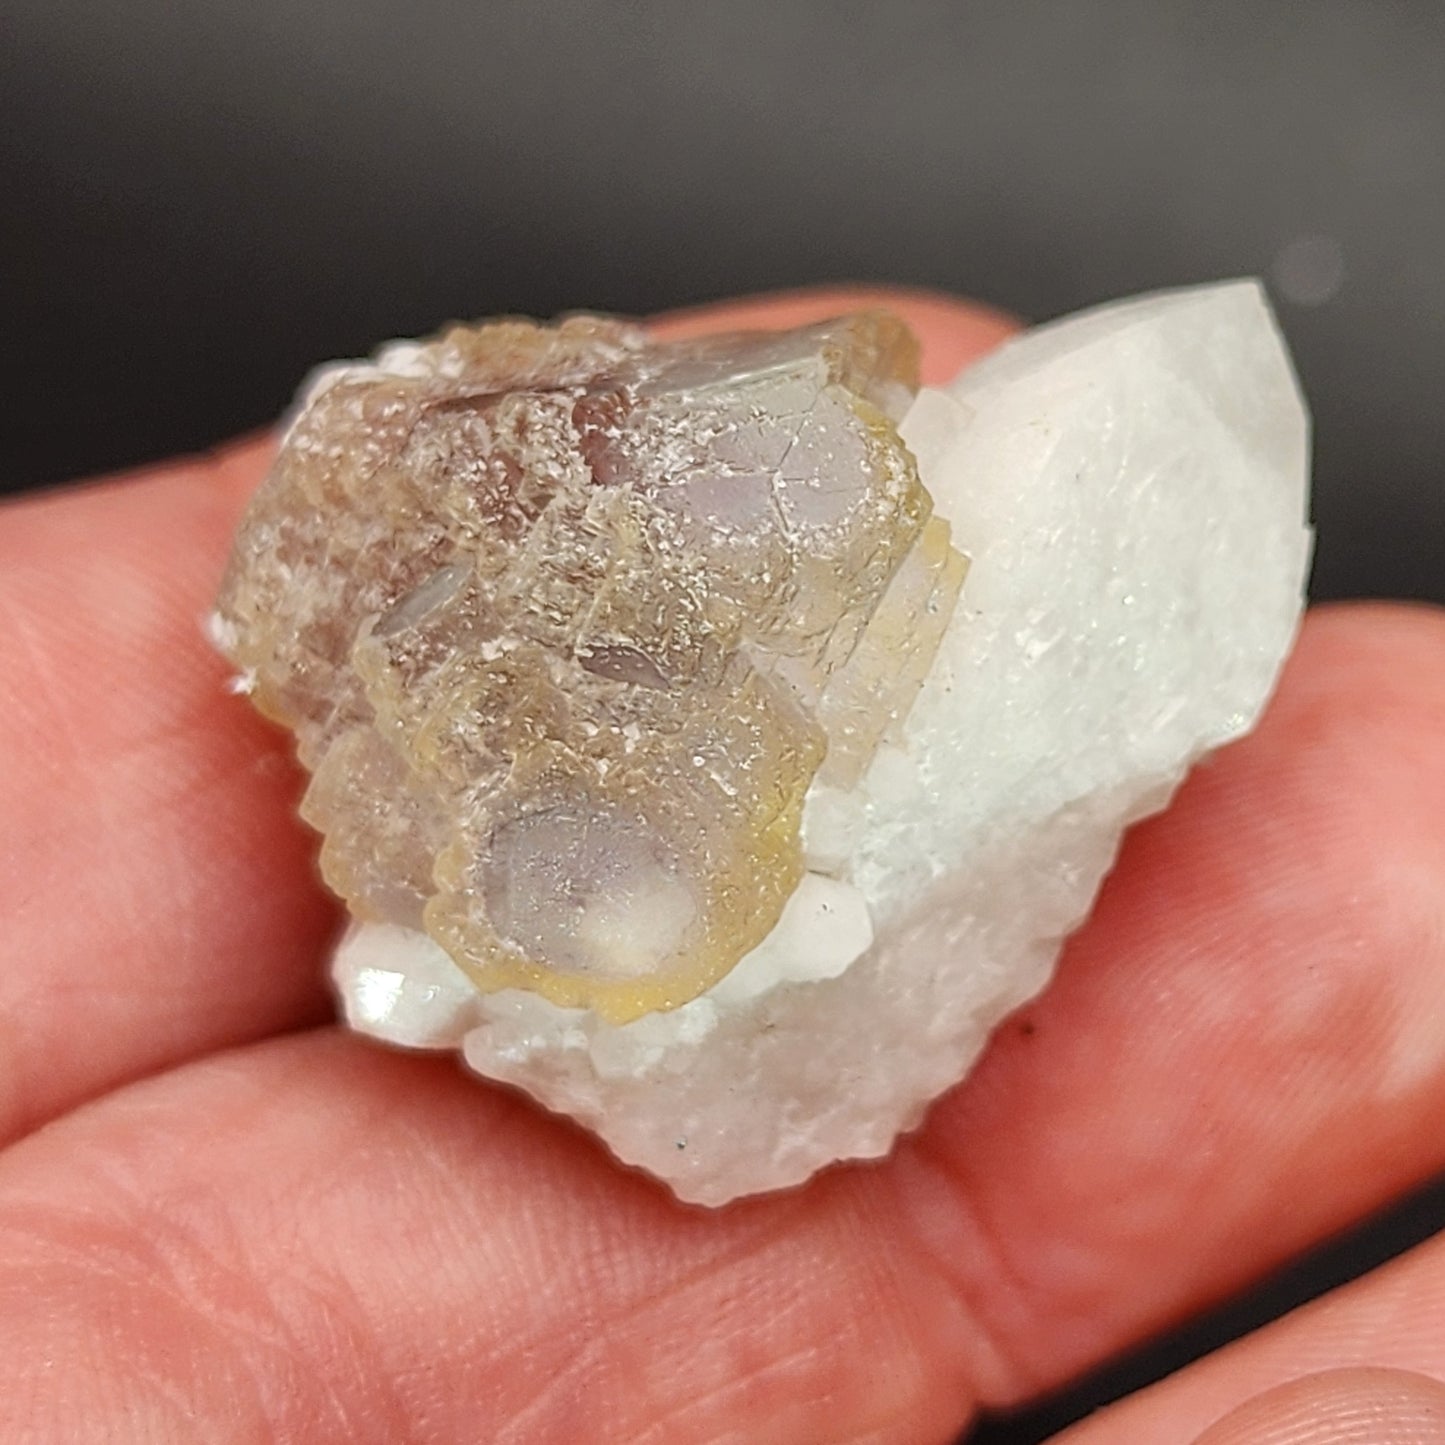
[1292,599,1445,696]
[202,429,279,510]
[648,283,1020,384]
[1190,1367,1445,1444]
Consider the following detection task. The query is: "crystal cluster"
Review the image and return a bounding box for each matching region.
[214,314,964,1023]
[217,282,1312,1205]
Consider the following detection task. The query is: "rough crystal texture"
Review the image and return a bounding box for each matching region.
[323,280,1311,1205]
[214,312,964,1024]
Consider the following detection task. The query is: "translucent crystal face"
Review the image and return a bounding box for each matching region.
[215,312,965,1021]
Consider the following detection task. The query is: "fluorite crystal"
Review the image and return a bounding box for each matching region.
[214,313,964,1023]
[216,282,1312,1205]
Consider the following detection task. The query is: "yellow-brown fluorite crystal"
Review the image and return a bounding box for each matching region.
[215,312,966,1022]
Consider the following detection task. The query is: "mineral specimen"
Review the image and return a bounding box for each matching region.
[214,281,1312,1205]
[215,312,963,1024]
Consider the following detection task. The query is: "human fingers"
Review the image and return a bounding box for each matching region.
[1193,1370,1445,1444]
[0,288,1013,1145]
[0,607,1443,1442]
[1052,1237,1445,1442]
[0,435,336,1143]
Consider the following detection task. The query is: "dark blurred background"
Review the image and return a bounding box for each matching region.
[5,0,1444,605]
[3,2,1442,1439]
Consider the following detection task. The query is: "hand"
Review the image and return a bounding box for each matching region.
[3,288,1444,1445]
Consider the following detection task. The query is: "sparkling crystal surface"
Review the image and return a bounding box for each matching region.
[215,313,964,1022]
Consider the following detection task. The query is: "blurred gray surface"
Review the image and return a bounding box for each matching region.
[3,4,1443,1441]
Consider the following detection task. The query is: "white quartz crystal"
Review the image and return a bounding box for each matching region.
[334,281,1312,1205]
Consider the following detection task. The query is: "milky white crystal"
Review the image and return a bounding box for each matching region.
[334,280,1311,1205]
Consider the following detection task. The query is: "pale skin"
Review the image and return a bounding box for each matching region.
[2,287,1445,1444]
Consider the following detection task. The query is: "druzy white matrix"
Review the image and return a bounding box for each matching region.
[213,282,1313,1205]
